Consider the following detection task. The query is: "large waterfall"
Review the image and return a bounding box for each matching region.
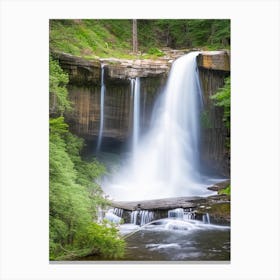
[103,52,212,200]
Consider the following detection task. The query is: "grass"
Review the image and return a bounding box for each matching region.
[218,185,231,196]
[50,20,143,60]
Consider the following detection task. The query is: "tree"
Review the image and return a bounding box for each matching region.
[132,19,138,53]
[49,57,71,115]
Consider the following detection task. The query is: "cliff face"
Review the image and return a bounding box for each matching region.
[197,51,230,176]
[53,50,230,176]
[66,76,165,140]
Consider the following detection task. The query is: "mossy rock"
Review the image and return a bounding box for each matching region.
[207,202,230,225]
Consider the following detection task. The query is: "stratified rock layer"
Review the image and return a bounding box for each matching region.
[197,51,230,176]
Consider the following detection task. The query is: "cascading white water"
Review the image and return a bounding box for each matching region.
[203,213,210,224]
[104,209,122,224]
[131,210,138,224]
[96,64,105,152]
[103,52,212,200]
[133,77,141,153]
[130,78,135,98]
[168,208,184,219]
[184,210,196,220]
[130,210,154,226]
[113,208,123,218]
[168,208,196,221]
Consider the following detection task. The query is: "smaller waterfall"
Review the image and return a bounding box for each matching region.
[130,78,135,97]
[133,77,141,153]
[130,210,154,226]
[168,208,184,219]
[168,208,196,221]
[104,209,122,224]
[140,210,154,226]
[96,64,106,152]
[184,209,196,220]
[203,213,211,224]
[131,210,138,224]
[113,208,123,218]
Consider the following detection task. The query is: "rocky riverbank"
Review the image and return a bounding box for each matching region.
[110,192,230,226]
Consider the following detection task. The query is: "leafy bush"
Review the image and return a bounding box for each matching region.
[211,76,230,129]
[218,185,231,196]
[49,57,72,114]
[75,222,125,259]
[49,117,124,260]
[147,47,164,57]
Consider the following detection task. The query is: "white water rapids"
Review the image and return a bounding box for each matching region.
[102,52,214,200]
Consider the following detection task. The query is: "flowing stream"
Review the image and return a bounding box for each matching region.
[121,224,230,261]
[84,207,230,261]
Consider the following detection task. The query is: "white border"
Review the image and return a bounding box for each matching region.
[0,0,279,279]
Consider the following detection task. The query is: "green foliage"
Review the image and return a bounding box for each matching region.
[50,19,133,59]
[75,221,125,259]
[49,116,124,260]
[64,132,108,218]
[49,116,69,134]
[147,47,164,57]
[50,118,90,258]
[218,185,231,196]
[49,57,71,114]
[211,77,230,129]
[137,19,230,50]
[187,19,230,49]
[50,19,230,59]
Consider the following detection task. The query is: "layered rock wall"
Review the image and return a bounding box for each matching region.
[52,52,167,141]
[197,51,230,176]
[66,77,164,140]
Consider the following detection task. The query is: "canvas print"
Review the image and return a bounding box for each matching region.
[49,19,230,261]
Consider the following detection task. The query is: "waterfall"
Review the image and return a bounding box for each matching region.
[140,210,154,226]
[168,208,196,221]
[96,64,105,152]
[130,78,135,98]
[113,208,123,218]
[168,208,184,219]
[184,209,196,220]
[104,209,122,224]
[131,210,138,224]
[103,52,211,200]
[133,77,141,153]
[203,213,210,224]
[130,210,154,226]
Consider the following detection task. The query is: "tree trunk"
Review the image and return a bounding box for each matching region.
[132,19,138,53]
